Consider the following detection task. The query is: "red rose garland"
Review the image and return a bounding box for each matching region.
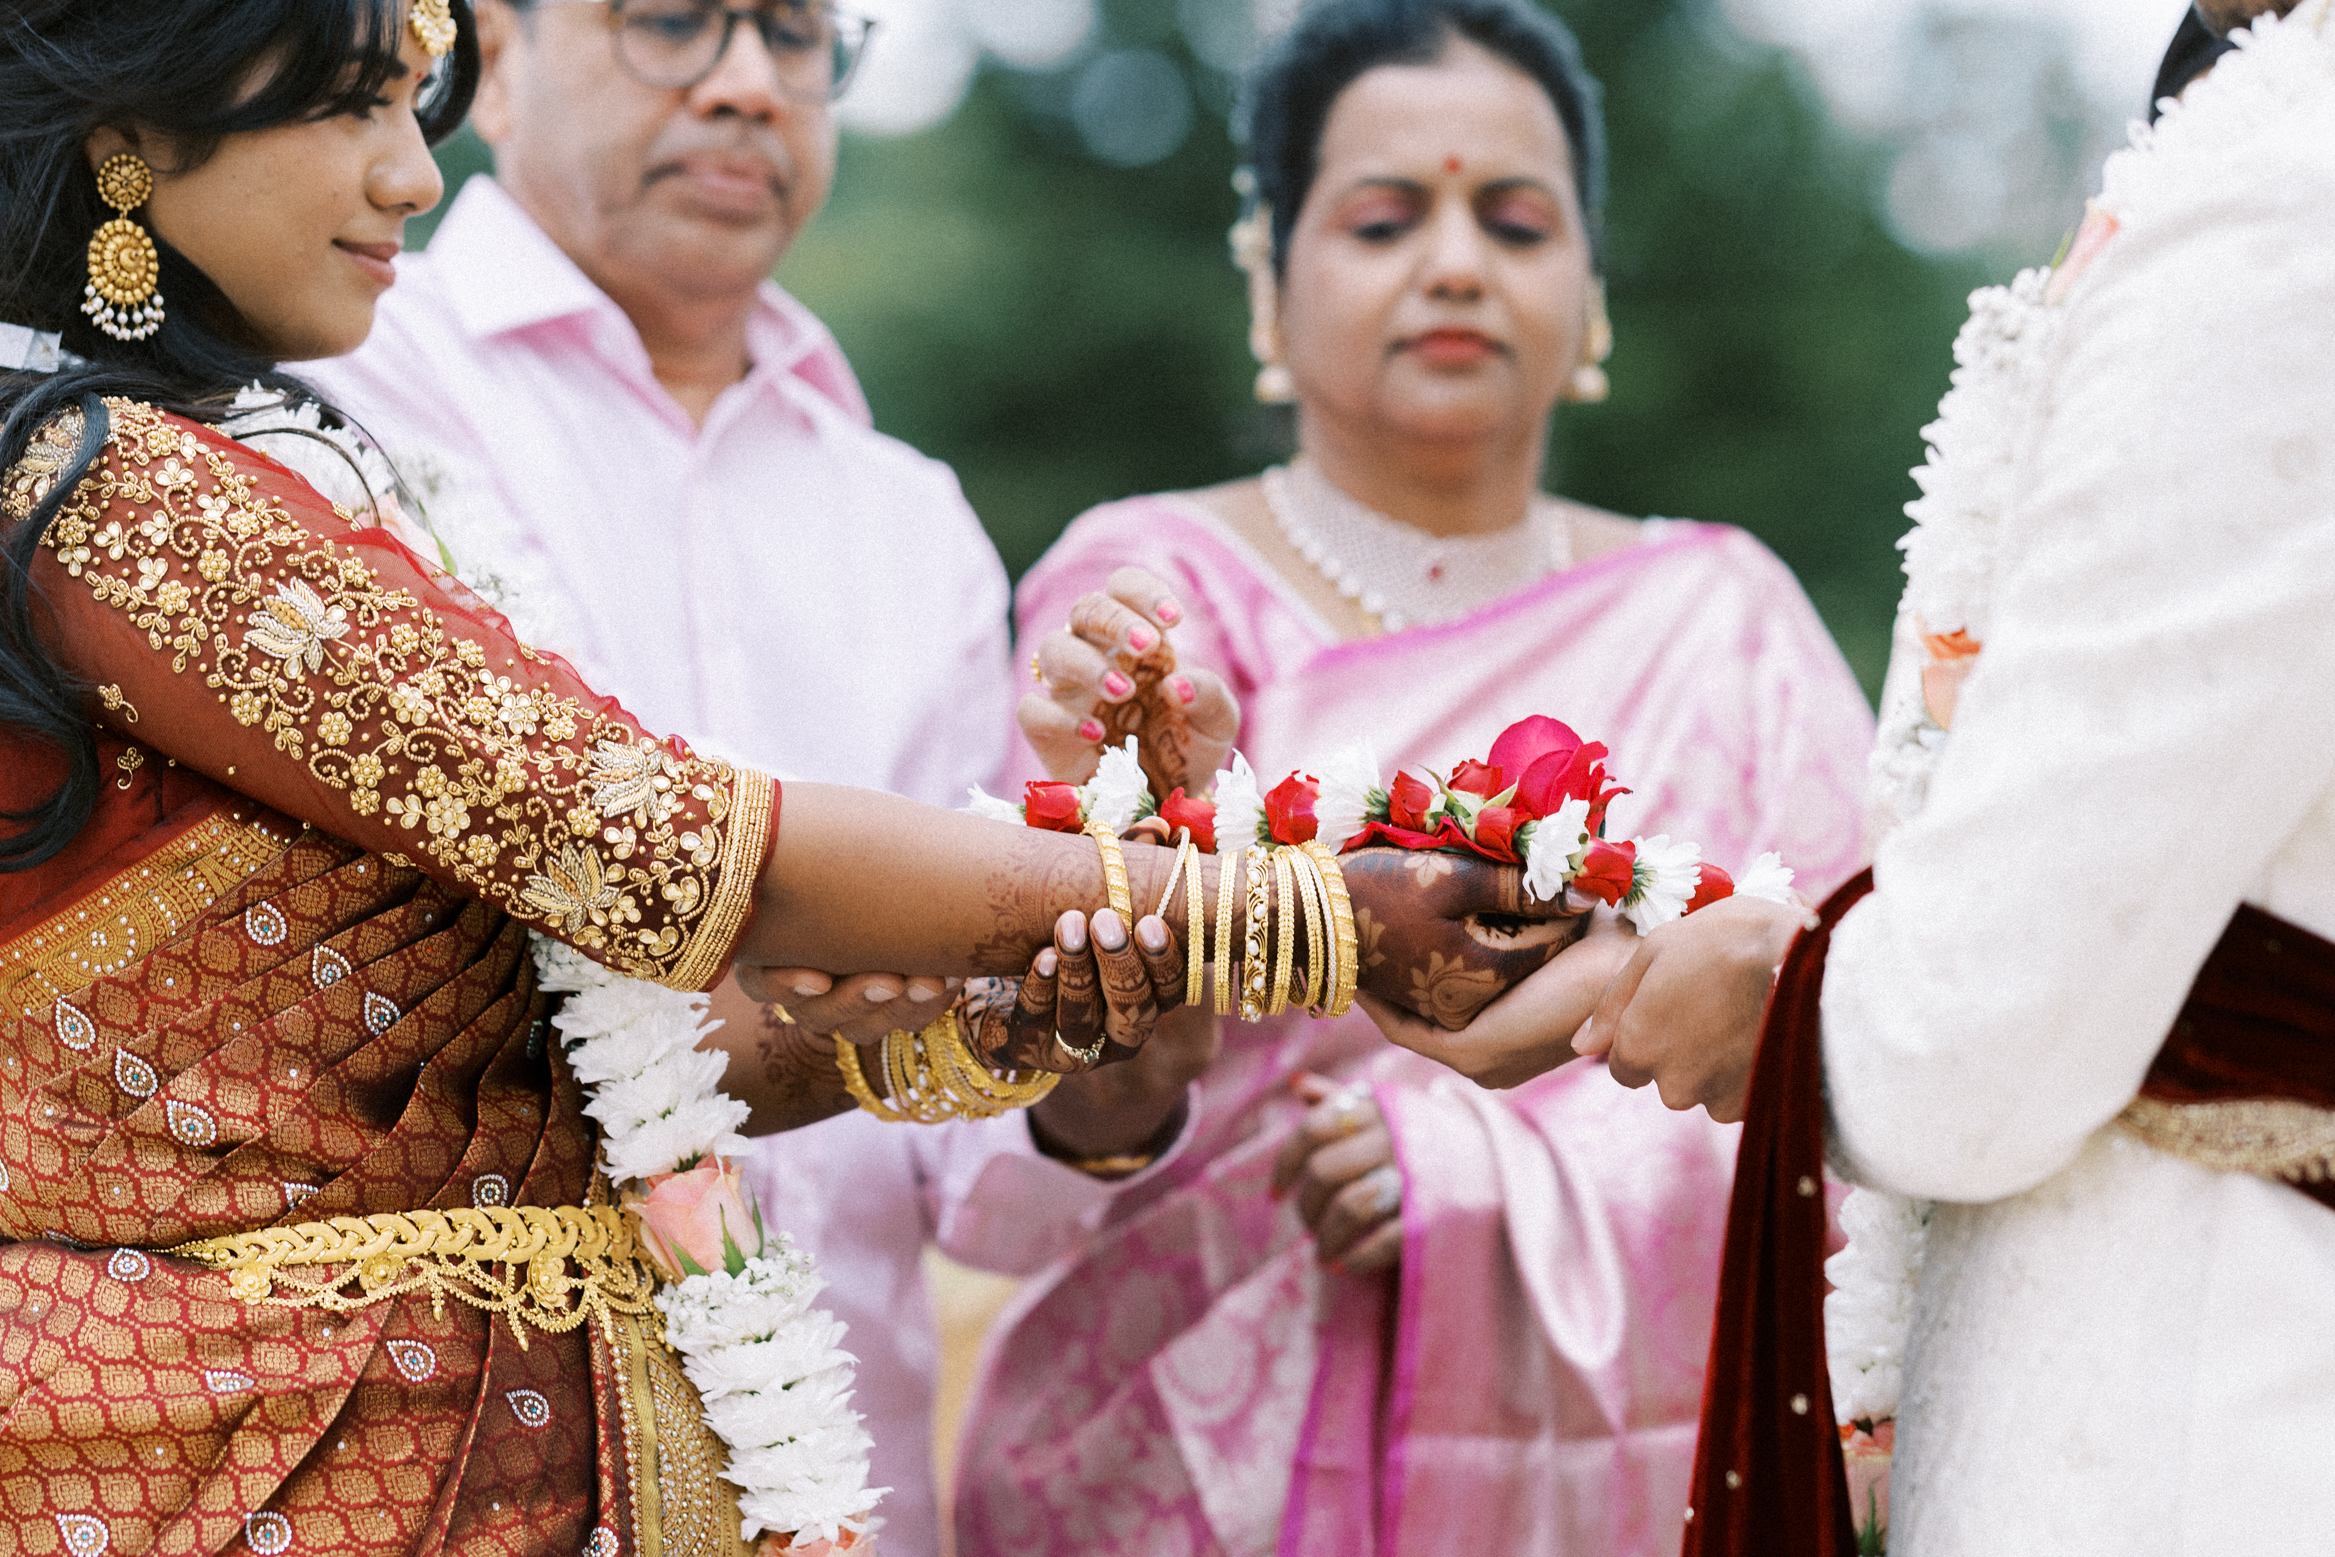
[973,717,1796,936]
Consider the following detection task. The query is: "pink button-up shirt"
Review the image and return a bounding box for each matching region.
[306,175,1014,802]
[302,177,1134,1557]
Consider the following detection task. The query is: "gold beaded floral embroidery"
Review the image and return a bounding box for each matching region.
[18,400,770,991]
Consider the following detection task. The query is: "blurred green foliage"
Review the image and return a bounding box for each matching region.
[432,0,2009,696]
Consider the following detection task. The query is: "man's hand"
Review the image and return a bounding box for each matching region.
[1020,566,1239,798]
[1574,894,1804,1122]
[1359,906,1638,1088]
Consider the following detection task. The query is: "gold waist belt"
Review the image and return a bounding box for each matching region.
[168,1204,656,1347]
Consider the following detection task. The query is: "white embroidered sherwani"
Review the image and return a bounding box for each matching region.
[1823,6,2335,1549]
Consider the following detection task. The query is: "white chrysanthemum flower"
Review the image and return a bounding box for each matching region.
[656,1255,881,1543]
[1622,834,1702,935]
[584,1045,733,1126]
[529,933,608,993]
[1733,851,1796,904]
[598,1102,752,1184]
[963,784,1024,824]
[1825,1189,1934,1424]
[1079,737,1151,836]
[1211,751,1264,853]
[1520,797,1592,905]
[1310,741,1381,851]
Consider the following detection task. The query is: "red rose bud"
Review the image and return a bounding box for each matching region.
[1388,770,1438,831]
[1686,863,1735,914]
[1448,758,1505,799]
[1158,787,1218,853]
[1023,781,1085,833]
[1265,774,1321,845]
[1572,838,1638,905]
[1473,805,1526,862]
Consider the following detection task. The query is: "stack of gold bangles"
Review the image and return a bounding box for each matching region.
[838,823,1360,1122]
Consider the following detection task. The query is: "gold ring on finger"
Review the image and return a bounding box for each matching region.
[1055,1032,1105,1066]
[1031,653,1047,685]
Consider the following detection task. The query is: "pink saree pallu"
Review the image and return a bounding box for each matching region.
[955,499,1874,1556]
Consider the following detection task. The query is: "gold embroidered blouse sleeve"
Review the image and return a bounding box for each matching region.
[5,399,775,992]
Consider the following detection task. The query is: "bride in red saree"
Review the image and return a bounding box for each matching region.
[0,6,1570,1556]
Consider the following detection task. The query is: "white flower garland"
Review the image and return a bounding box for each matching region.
[248,409,881,1550]
[1828,3,2335,1427]
[536,944,880,1550]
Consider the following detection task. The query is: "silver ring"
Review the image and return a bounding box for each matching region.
[1358,1163,1403,1220]
[1323,1084,1369,1137]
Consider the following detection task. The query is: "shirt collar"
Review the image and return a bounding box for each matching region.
[426,175,873,428]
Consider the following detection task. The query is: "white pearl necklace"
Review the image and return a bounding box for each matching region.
[1262,462,1571,633]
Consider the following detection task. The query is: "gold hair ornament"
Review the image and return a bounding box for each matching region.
[411,0,459,58]
[82,154,165,343]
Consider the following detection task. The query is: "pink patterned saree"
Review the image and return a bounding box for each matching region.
[954,497,1874,1557]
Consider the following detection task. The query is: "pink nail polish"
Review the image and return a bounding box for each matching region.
[1156,599,1183,625]
[1126,625,1157,653]
[1103,672,1133,699]
[1077,718,1106,741]
[1170,676,1196,705]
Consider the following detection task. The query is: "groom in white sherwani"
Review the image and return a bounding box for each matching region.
[1370,2,2335,1552]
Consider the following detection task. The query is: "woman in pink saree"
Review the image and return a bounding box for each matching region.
[952,2,1874,1552]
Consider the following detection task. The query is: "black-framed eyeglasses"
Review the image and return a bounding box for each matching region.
[576,0,875,101]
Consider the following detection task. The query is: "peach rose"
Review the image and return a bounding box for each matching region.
[1840,1420,1894,1552]
[635,1158,764,1281]
[759,1530,871,1556]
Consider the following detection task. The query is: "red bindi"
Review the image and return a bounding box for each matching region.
[1444,155,1463,174]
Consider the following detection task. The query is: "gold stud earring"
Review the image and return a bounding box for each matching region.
[1569,279,1613,405]
[83,153,165,343]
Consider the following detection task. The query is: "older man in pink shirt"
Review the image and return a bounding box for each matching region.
[305,4,1173,1551]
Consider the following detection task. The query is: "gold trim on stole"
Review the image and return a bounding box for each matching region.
[2119,1093,2335,1186]
[0,808,293,1021]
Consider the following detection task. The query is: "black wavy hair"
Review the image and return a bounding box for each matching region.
[0,0,480,871]
[1241,0,1607,275]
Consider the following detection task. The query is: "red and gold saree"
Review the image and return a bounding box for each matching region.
[0,400,777,1557]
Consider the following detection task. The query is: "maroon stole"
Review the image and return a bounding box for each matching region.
[1681,872,2335,1557]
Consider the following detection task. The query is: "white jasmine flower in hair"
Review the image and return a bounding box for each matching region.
[964,784,1025,825]
[1520,797,1592,905]
[1622,834,1702,935]
[1211,751,1264,852]
[1311,741,1382,851]
[1079,737,1152,836]
[1734,851,1797,904]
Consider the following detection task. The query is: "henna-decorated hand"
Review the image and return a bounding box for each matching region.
[962,907,1186,1075]
[1340,847,1588,1031]
[1021,566,1239,799]
[1361,906,1640,1089]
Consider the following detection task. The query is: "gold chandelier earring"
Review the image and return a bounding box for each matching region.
[1569,278,1613,404]
[1229,197,1297,405]
[83,153,166,343]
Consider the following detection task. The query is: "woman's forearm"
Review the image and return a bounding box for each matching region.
[740,783,1186,978]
